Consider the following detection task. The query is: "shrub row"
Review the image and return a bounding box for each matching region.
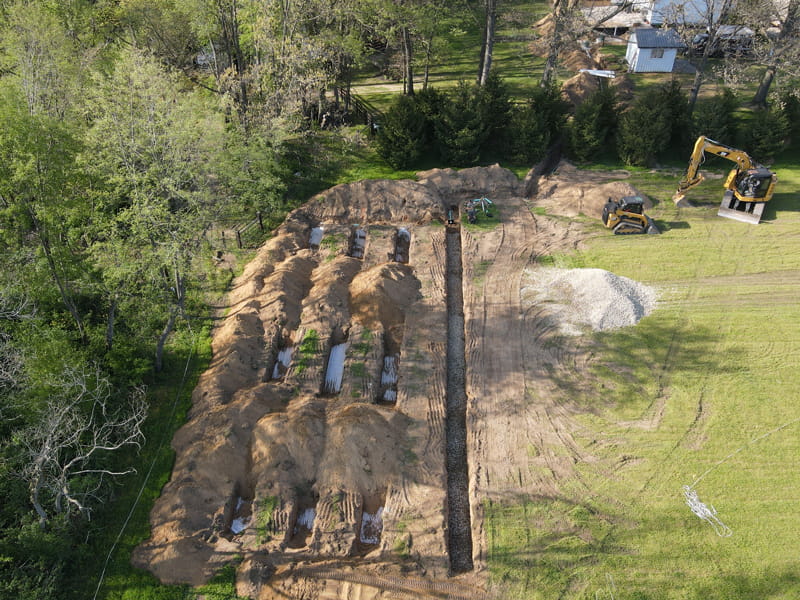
[376,74,794,169]
[376,72,568,169]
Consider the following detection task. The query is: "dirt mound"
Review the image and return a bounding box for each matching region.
[529,15,555,55]
[561,71,601,106]
[531,160,650,218]
[349,263,420,333]
[301,177,442,225]
[521,267,657,335]
[611,73,635,104]
[417,163,521,198]
[562,48,598,71]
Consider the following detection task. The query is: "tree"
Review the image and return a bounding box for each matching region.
[0,0,82,118]
[617,86,674,166]
[118,0,199,71]
[662,0,739,114]
[568,84,619,162]
[434,81,490,165]
[477,0,498,86]
[691,88,739,141]
[477,70,512,157]
[509,84,569,163]
[376,94,429,168]
[746,0,800,107]
[0,291,33,417]
[739,106,789,161]
[84,48,225,370]
[415,0,451,90]
[19,366,146,527]
[661,79,690,151]
[0,85,89,341]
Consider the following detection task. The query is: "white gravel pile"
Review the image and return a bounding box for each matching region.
[521,267,657,335]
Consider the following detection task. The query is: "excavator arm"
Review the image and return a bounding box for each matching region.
[674,136,756,200]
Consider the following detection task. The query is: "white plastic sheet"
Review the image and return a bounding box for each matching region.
[271,346,294,379]
[360,507,384,544]
[323,343,348,393]
[309,227,325,247]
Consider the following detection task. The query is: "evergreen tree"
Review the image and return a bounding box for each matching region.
[376,94,429,169]
[661,79,690,151]
[616,87,672,166]
[691,88,739,143]
[477,70,512,159]
[567,84,619,162]
[739,107,789,162]
[434,81,489,165]
[509,84,568,164]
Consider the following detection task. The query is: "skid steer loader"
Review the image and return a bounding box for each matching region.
[601,196,660,235]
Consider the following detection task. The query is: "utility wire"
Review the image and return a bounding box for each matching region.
[92,325,198,600]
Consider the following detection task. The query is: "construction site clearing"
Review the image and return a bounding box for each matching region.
[133,162,659,600]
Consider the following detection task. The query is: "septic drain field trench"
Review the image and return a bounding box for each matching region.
[445,227,474,573]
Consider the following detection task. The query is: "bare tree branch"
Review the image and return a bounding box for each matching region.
[0,289,35,321]
[19,367,147,528]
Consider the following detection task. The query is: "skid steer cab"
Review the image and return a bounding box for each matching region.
[602,196,660,235]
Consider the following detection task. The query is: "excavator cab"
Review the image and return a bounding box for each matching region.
[602,196,660,235]
[735,168,774,199]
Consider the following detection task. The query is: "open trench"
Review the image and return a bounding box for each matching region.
[444,226,474,573]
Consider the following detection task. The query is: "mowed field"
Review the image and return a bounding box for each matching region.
[486,159,800,600]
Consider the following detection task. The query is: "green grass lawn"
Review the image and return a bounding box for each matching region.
[352,0,552,110]
[486,157,800,600]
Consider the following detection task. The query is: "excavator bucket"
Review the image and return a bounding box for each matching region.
[672,192,693,208]
[717,190,765,225]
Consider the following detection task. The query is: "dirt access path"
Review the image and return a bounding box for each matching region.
[133,163,648,599]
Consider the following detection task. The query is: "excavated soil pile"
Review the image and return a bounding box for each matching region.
[521,267,658,335]
[560,70,635,107]
[134,160,652,600]
[558,49,635,107]
[532,159,651,218]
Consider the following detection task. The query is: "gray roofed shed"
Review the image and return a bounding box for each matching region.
[632,27,686,48]
[625,28,686,73]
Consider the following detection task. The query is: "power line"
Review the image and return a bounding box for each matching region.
[92,327,198,600]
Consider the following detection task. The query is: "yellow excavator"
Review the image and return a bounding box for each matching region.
[673,136,778,224]
[602,196,660,234]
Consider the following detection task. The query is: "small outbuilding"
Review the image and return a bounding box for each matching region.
[625,27,686,73]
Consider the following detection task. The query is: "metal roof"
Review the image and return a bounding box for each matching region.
[632,27,686,48]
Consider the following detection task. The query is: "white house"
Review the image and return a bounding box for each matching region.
[647,0,724,25]
[625,27,686,73]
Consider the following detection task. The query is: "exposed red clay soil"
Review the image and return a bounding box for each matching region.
[134,162,649,599]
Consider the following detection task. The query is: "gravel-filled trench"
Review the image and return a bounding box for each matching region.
[445,228,474,573]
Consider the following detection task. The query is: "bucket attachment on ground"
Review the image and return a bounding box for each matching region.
[717,190,765,225]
